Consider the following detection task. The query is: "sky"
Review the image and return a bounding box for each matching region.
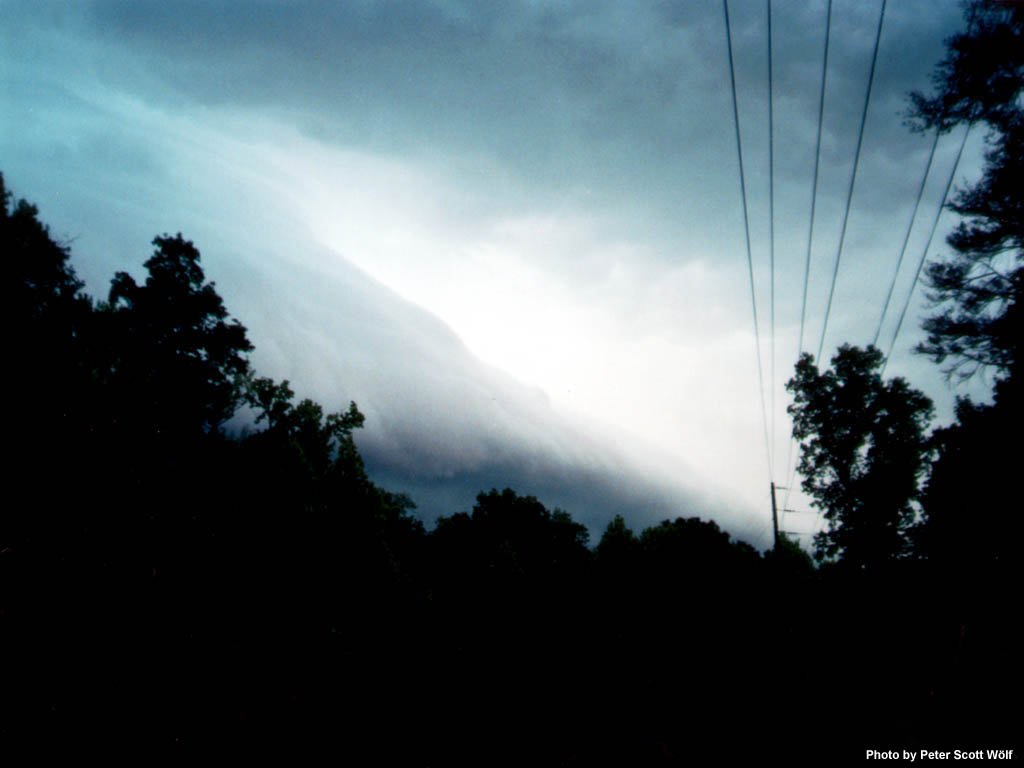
[1,0,994,545]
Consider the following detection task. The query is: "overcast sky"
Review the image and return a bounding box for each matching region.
[1,0,992,544]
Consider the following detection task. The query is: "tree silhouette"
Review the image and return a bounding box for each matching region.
[430,488,589,603]
[595,514,638,570]
[787,345,933,568]
[638,515,759,580]
[908,1,1023,381]
[907,0,1022,582]
[246,375,365,479]
[917,394,1021,573]
[3,173,86,330]
[3,173,95,556]
[3,171,90,422]
[102,234,253,447]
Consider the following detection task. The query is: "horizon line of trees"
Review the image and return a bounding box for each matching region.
[3,168,824,759]
[1,154,1014,756]
[6,162,1008,574]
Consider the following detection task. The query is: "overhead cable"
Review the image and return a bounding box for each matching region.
[784,0,832,515]
[768,0,777,465]
[873,128,943,347]
[882,122,972,375]
[723,0,774,479]
[816,0,888,363]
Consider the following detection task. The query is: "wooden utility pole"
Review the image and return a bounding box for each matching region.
[770,481,780,551]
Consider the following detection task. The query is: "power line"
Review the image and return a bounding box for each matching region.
[768,0,776,467]
[796,0,832,358]
[785,0,832,516]
[873,128,942,347]
[723,0,774,480]
[882,122,972,375]
[816,0,887,363]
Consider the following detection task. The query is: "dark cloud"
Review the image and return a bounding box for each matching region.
[5,0,969,259]
[12,2,728,219]
[1,0,984,545]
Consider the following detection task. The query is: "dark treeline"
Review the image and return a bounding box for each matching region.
[1,174,1017,762]
[2,4,1021,760]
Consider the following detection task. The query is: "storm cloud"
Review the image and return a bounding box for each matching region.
[1,0,988,543]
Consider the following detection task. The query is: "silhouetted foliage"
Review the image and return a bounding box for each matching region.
[102,234,253,446]
[787,345,933,568]
[245,375,365,479]
[4,174,95,559]
[595,513,638,568]
[917,392,1022,575]
[3,169,1018,760]
[3,174,85,329]
[430,487,589,608]
[1,176,433,756]
[908,0,1023,381]
[906,6,1023,704]
[639,515,760,581]
[763,532,815,578]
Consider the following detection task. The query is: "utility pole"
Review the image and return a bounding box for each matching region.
[770,481,780,551]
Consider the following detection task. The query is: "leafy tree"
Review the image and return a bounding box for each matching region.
[916,395,1021,573]
[3,172,92,421]
[2,173,86,330]
[907,1,1023,576]
[246,375,365,480]
[431,488,589,588]
[638,516,756,573]
[3,174,97,554]
[101,234,253,445]
[634,515,762,612]
[787,345,933,569]
[908,1,1023,381]
[596,514,638,568]
[239,375,423,598]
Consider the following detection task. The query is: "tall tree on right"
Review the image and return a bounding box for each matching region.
[908,0,1023,382]
[907,2,1022,571]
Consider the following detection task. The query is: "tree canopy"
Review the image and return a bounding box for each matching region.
[908,0,1023,381]
[102,234,253,444]
[787,345,933,568]
[905,2,1023,581]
